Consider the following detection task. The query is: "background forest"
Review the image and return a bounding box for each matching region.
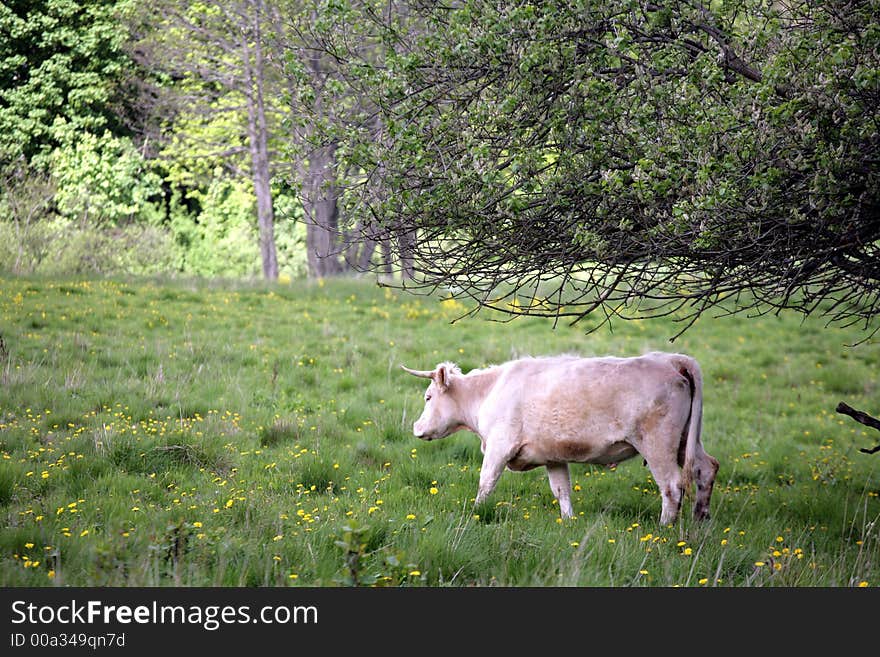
[1,0,408,281]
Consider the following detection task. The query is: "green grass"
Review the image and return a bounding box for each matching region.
[0,274,878,587]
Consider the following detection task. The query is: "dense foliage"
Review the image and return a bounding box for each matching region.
[332,0,880,336]
[0,0,131,167]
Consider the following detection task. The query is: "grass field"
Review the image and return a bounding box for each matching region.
[1,274,878,587]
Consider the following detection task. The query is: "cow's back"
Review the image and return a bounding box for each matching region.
[481,354,693,467]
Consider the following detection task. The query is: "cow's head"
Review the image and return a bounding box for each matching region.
[401,362,464,440]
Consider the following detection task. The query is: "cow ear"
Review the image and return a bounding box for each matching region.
[433,364,450,392]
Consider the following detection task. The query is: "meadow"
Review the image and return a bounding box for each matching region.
[0,274,878,587]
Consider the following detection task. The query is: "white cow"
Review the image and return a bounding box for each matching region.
[402,352,718,524]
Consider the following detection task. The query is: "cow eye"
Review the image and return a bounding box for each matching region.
[425,394,432,402]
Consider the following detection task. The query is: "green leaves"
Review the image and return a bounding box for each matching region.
[0,0,134,166]
[320,0,880,336]
[50,128,162,225]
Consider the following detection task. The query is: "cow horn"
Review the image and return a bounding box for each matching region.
[400,365,434,379]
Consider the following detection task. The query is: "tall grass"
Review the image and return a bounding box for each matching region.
[0,275,877,586]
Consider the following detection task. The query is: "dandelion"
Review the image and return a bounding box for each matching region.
[406,514,416,520]
[698,578,708,585]
[858,581,869,587]
[409,570,421,577]
[639,570,648,575]
[193,522,203,528]
[429,487,438,495]
[755,561,765,567]
[24,543,34,549]
[682,547,693,556]
[80,530,89,537]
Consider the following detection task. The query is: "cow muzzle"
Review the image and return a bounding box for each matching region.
[412,421,436,441]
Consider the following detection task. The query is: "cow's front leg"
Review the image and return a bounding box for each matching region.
[546,463,573,518]
[474,438,517,507]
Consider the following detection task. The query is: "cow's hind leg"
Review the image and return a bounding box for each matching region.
[546,463,573,518]
[652,461,684,525]
[638,393,694,524]
[640,440,685,525]
[693,449,719,521]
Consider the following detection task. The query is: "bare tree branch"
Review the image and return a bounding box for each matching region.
[835,402,880,454]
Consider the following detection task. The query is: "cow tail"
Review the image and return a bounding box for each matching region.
[678,356,703,498]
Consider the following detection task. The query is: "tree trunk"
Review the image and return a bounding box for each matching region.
[397,225,417,280]
[304,143,345,277]
[243,0,278,280]
[342,220,378,272]
[356,233,378,271]
[380,232,393,275]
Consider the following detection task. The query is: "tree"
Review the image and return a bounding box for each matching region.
[269,0,431,279]
[141,0,281,279]
[50,127,162,226]
[140,0,391,280]
[0,0,134,169]
[331,0,880,339]
[276,0,392,278]
[0,0,170,275]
